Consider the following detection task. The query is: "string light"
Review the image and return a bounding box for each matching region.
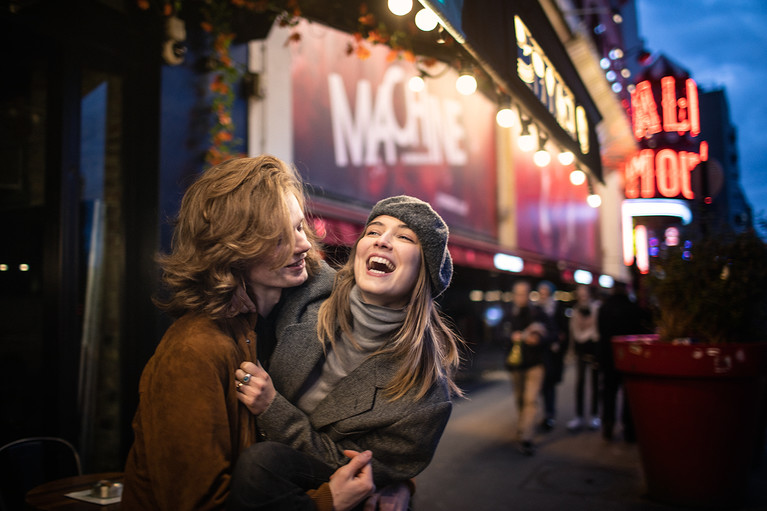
[587,181,601,207]
[415,7,439,31]
[570,168,586,185]
[517,118,535,152]
[408,74,425,92]
[496,108,514,128]
[388,0,412,16]
[456,73,477,95]
[558,150,575,165]
[533,134,551,167]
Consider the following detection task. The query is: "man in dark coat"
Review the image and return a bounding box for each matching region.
[598,281,649,441]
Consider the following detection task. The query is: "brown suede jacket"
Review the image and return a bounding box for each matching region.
[122,312,259,510]
[121,312,334,511]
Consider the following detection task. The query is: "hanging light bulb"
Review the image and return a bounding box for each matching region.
[558,150,575,165]
[408,74,425,92]
[496,107,514,128]
[587,193,602,208]
[517,119,535,152]
[570,169,586,185]
[456,73,477,95]
[533,134,550,167]
[415,7,439,31]
[388,0,412,16]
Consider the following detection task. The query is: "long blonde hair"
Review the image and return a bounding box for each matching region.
[155,155,319,319]
[317,233,463,400]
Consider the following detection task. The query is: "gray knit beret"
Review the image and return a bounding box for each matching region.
[366,195,453,297]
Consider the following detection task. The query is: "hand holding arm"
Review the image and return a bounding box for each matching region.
[235,361,276,415]
[328,450,376,511]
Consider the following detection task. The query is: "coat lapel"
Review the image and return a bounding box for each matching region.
[270,322,325,400]
[309,355,396,429]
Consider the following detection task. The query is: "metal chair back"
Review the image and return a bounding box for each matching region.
[0,436,82,511]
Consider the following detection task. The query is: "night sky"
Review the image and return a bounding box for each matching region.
[636,0,767,223]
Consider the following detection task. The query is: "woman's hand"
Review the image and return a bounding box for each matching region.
[329,450,376,511]
[363,481,411,511]
[235,361,276,415]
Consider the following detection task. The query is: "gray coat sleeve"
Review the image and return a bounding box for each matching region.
[257,374,452,488]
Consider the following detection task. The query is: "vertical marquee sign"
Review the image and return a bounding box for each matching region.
[625,74,708,200]
[622,61,708,271]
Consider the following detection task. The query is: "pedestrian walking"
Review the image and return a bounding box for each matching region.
[598,281,649,441]
[566,284,601,432]
[505,280,549,455]
[536,281,568,432]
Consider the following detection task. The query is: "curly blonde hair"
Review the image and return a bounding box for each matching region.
[155,155,319,319]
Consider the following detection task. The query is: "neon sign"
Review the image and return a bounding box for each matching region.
[625,143,708,199]
[632,77,700,139]
[625,76,707,200]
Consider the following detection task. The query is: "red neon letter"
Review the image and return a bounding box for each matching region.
[624,149,655,198]
[655,148,681,197]
[631,80,662,139]
[662,76,693,134]
[679,151,698,199]
[687,79,700,136]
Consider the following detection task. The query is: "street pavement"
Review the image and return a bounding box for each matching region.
[412,348,767,511]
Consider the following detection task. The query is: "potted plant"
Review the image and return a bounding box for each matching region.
[612,229,767,508]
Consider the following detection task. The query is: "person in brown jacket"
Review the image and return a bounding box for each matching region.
[121,156,374,511]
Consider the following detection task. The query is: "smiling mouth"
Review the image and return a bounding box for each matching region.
[285,257,305,269]
[368,256,395,274]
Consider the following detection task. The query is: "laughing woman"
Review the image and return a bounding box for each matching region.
[228,196,464,511]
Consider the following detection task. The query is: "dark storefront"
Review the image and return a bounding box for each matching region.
[1,1,163,470]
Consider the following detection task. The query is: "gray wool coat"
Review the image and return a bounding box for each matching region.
[256,261,453,487]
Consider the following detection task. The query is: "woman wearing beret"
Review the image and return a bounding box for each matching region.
[228,195,464,511]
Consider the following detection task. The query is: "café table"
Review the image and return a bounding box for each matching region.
[25,472,123,510]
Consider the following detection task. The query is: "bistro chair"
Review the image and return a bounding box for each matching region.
[0,436,82,511]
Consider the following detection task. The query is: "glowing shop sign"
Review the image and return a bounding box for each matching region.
[625,143,708,199]
[625,76,707,200]
[631,77,700,139]
[515,16,589,155]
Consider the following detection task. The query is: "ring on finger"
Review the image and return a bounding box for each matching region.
[242,373,251,384]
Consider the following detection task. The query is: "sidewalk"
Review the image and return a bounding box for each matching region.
[412,348,767,510]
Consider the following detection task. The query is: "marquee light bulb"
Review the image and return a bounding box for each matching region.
[388,0,412,16]
[496,108,514,128]
[415,8,439,31]
[570,169,586,185]
[558,150,574,165]
[456,74,477,95]
[587,194,602,208]
[533,148,551,167]
[408,75,425,92]
[518,132,535,152]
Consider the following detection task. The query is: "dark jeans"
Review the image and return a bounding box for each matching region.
[541,350,563,419]
[602,368,635,440]
[574,341,599,417]
[228,441,335,511]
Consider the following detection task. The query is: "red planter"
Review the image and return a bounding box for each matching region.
[612,335,767,508]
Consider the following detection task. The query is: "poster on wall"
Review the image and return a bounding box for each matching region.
[512,131,600,267]
[289,20,497,238]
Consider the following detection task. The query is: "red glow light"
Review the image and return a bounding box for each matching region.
[631,77,700,140]
[625,148,697,199]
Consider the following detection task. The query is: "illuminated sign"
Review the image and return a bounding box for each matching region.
[625,143,708,199]
[631,77,700,139]
[625,76,707,200]
[514,16,589,155]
